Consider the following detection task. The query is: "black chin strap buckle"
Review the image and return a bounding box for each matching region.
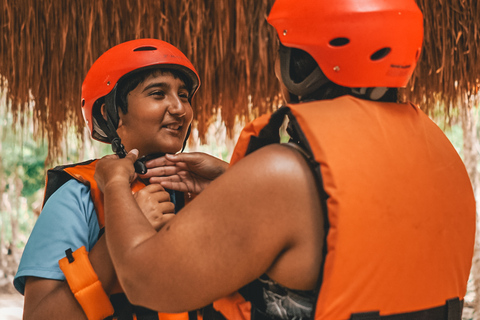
[111,138,126,157]
[110,138,147,175]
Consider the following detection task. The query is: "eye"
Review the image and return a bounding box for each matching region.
[178,90,189,100]
[150,91,165,98]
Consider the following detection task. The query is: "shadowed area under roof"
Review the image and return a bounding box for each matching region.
[0,0,479,162]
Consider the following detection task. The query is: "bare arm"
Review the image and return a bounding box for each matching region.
[23,235,116,320]
[23,172,174,319]
[97,145,323,313]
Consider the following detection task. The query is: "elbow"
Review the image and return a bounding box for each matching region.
[123,290,146,308]
[116,266,144,299]
[121,279,169,312]
[116,264,157,308]
[118,270,185,313]
[119,277,144,305]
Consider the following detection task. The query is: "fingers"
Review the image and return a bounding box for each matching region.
[164,152,202,165]
[141,166,180,179]
[134,185,171,203]
[125,149,139,163]
[150,213,176,231]
[157,202,175,215]
[149,175,182,185]
[157,213,175,230]
[145,206,175,231]
[94,150,139,191]
[137,183,165,192]
[145,155,176,169]
[159,181,189,193]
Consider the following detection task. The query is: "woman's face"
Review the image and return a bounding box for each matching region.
[116,71,193,156]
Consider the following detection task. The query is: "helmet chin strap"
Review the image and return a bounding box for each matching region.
[94,85,191,173]
[94,85,147,174]
[279,45,329,98]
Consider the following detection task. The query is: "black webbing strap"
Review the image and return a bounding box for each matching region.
[245,107,289,156]
[201,305,226,320]
[105,293,160,320]
[447,298,463,320]
[188,310,199,320]
[350,298,463,320]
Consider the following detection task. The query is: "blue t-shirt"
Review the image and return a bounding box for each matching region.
[14,179,100,295]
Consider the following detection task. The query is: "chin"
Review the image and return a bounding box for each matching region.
[142,135,186,155]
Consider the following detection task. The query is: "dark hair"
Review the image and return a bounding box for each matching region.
[287,47,398,103]
[289,47,318,84]
[116,68,192,114]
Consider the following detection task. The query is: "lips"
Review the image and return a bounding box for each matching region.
[162,122,183,133]
[165,124,181,130]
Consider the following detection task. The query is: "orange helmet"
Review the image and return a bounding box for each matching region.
[81,39,200,143]
[267,0,423,91]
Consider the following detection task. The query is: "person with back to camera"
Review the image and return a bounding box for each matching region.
[14,39,201,320]
[94,1,476,319]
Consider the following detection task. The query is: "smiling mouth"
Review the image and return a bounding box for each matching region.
[164,124,182,130]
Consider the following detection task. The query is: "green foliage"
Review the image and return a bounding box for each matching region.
[442,123,464,155]
[0,117,48,198]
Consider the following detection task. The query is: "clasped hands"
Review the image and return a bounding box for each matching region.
[94,149,228,230]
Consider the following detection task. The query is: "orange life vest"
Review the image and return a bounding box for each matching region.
[212,96,476,320]
[44,160,193,320]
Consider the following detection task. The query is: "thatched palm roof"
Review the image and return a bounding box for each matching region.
[409,0,480,116]
[1,0,479,161]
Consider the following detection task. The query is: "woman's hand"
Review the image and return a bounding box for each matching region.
[141,152,229,194]
[134,184,175,231]
[95,149,139,193]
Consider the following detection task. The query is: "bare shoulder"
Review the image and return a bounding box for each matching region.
[226,144,325,290]
[177,143,323,290]
[137,143,324,311]
[228,143,316,185]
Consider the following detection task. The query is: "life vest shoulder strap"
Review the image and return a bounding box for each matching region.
[43,159,98,207]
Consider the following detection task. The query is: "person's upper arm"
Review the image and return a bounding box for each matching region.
[114,144,322,312]
[14,179,100,295]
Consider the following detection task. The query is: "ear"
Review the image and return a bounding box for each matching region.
[102,103,123,127]
[100,103,108,121]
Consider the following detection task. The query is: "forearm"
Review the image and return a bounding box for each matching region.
[23,236,117,319]
[103,181,157,292]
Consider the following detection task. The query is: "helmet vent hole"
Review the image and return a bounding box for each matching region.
[370,48,391,61]
[81,99,85,107]
[133,46,157,52]
[329,38,350,47]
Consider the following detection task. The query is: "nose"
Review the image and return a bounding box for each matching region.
[167,94,187,117]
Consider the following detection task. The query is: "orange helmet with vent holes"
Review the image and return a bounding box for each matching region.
[267,0,423,88]
[81,39,200,143]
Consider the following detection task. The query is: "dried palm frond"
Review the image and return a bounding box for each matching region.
[1,0,479,162]
[406,0,480,119]
[0,0,278,162]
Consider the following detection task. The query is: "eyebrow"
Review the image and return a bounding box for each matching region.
[142,81,188,93]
